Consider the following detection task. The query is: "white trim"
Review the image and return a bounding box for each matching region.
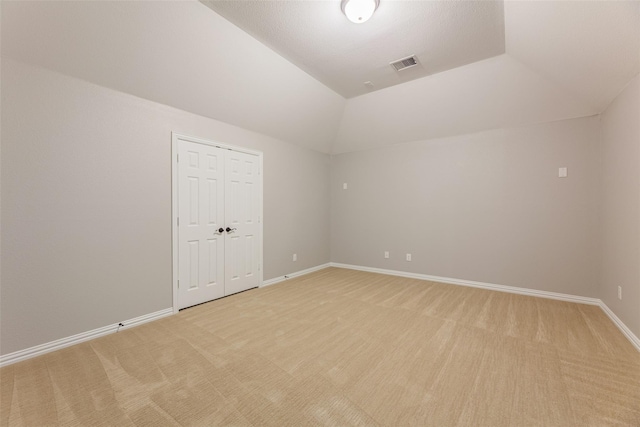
[2,268,637,367]
[278,263,638,352]
[0,308,173,367]
[258,153,264,290]
[172,132,262,157]
[171,132,264,313]
[330,263,600,305]
[599,302,640,352]
[329,263,639,351]
[262,263,331,287]
[171,134,180,314]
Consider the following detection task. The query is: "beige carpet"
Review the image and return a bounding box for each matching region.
[1,267,639,426]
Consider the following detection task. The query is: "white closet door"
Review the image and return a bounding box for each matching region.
[224,150,260,296]
[177,141,225,309]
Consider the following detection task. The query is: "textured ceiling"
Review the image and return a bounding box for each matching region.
[333,54,597,153]
[0,1,345,153]
[202,0,506,98]
[504,0,639,112]
[2,1,638,154]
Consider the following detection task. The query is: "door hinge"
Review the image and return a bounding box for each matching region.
[177,280,180,289]
[177,217,180,226]
[177,154,179,162]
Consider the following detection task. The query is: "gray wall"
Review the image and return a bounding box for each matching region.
[1,0,344,153]
[2,57,636,357]
[331,116,602,297]
[0,58,330,355]
[600,75,640,338]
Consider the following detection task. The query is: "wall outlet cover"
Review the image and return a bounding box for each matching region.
[558,167,568,178]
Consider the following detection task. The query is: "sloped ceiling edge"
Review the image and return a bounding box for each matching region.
[332,54,598,154]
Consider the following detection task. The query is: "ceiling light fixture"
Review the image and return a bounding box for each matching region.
[341,0,380,24]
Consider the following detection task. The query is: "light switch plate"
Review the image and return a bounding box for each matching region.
[558,167,568,178]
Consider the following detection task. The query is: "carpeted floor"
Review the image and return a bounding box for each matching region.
[1,267,639,426]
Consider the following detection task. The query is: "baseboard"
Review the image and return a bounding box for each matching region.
[262,263,331,287]
[330,263,600,305]
[4,267,637,367]
[330,263,640,352]
[599,302,640,352]
[1,263,326,367]
[0,308,173,367]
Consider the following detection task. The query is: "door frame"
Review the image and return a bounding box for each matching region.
[171,132,264,313]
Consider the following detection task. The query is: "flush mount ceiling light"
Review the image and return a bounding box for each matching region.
[341,0,380,24]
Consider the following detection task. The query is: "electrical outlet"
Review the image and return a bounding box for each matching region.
[558,167,568,178]
[293,253,297,262]
[406,253,412,262]
[343,183,348,190]
[384,251,389,259]
[618,286,622,300]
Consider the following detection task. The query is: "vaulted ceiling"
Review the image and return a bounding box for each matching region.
[202,0,506,98]
[2,1,639,154]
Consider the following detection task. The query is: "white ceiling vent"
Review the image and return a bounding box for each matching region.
[390,55,418,72]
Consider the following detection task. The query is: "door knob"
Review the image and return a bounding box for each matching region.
[226,227,237,233]
[215,227,224,235]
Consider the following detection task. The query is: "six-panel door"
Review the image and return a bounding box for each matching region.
[177,140,260,309]
[224,150,260,296]
[178,141,226,309]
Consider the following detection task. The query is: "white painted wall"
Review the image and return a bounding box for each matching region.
[0,0,345,154]
[600,75,640,338]
[331,116,602,297]
[0,58,330,356]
